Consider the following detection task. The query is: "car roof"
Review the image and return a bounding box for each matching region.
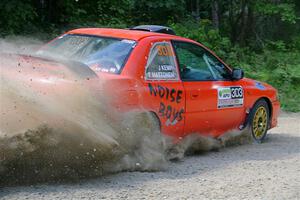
[68,28,186,41]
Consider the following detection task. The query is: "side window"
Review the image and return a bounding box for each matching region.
[172,41,231,81]
[145,42,179,80]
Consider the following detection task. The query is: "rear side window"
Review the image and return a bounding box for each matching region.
[145,42,179,80]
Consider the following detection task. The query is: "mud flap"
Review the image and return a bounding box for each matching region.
[239,109,251,131]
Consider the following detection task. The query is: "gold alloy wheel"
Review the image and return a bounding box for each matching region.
[252,106,268,139]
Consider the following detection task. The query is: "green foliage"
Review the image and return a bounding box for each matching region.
[247,50,300,111]
[291,36,300,50]
[0,0,37,35]
[129,0,185,24]
[97,0,134,24]
[256,2,299,24]
[171,20,232,57]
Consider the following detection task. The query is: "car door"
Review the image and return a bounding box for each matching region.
[142,40,186,138]
[172,40,246,137]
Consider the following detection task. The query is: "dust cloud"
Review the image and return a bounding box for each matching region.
[0,38,172,185]
[0,38,251,186]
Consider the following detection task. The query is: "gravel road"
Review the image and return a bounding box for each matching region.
[1,113,299,200]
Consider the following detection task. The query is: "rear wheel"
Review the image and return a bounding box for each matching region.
[249,99,270,142]
[123,111,162,146]
[123,112,167,170]
[131,112,160,134]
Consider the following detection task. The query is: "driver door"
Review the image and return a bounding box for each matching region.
[172,40,246,137]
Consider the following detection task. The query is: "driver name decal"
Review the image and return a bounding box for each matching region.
[146,64,177,79]
[218,86,244,108]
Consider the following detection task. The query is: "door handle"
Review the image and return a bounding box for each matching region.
[191,91,199,99]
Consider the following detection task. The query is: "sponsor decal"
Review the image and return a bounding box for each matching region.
[148,83,184,125]
[148,83,183,103]
[218,86,244,108]
[93,67,117,73]
[158,102,184,126]
[255,82,266,90]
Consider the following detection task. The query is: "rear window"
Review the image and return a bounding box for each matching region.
[36,34,136,74]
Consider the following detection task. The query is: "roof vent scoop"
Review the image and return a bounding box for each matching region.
[130,25,176,35]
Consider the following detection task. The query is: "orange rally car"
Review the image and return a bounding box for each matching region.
[35,25,280,142]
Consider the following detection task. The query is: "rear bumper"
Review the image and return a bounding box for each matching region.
[270,100,280,128]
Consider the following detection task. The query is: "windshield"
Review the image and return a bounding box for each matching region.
[36,34,136,74]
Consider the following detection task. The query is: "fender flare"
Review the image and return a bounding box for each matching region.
[240,97,272,130]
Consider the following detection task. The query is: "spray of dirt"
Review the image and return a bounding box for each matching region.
[0,38,252,186]
[0,38,170,185]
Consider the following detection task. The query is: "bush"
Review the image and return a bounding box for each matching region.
[0,0,37,36]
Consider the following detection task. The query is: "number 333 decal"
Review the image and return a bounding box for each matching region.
[218,86,244,108]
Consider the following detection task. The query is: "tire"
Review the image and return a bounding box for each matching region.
[249,99,270,143]
[131,112,160,134]
[123,112,161,145]
[123,112,167,170]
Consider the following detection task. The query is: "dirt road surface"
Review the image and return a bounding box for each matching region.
[1,113,299,200]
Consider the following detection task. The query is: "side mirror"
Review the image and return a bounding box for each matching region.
[232,68,244,80]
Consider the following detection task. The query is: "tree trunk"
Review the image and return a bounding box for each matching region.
[195,0,200,21]
[212,0,219,29]
[237,0,248,46]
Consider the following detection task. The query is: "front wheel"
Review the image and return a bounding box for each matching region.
[249,99,270,143]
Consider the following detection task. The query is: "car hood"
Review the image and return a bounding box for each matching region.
[243,77,276,90]
[242,77,278,102]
